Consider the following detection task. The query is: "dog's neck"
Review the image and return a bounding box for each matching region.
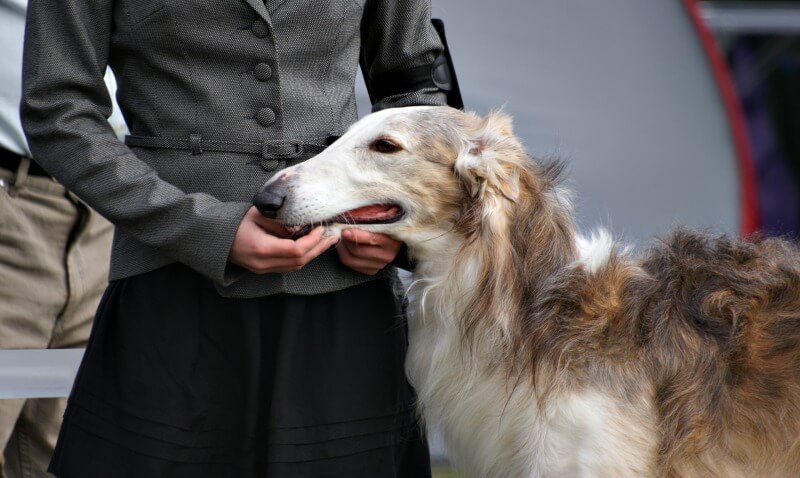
[408,161,578,368]
[404,161,580,475]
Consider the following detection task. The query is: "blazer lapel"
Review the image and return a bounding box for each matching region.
[242,0,272,26]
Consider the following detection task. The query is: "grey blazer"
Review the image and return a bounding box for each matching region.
[21,0,446,297]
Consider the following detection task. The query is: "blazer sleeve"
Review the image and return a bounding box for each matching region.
[360,0,448,111]
[20,0,250,285]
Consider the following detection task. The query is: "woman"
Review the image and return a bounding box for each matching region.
[21,0,449,475]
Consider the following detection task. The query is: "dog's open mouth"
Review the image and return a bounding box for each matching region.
[287,204,405,239]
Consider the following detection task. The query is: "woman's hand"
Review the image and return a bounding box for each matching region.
[230,207,338,273]
[336,229,403,276]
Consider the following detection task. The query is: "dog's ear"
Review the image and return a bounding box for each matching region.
[455,112,521,202]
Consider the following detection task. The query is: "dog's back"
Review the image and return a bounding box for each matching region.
[640,231,800,476]
[542,230,800,476]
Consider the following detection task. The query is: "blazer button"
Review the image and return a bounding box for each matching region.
[251,19,270,38]
[254,63,273,81]
[256,107,276,126]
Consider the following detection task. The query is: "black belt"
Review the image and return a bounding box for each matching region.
[0,146,50,177]
[125,134,339,160]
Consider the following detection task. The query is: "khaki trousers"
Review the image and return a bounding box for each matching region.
[0,160,113,478]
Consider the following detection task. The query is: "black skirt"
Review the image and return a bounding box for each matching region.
[48,263,430,477]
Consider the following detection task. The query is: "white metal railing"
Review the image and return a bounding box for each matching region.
[0,349,83,399]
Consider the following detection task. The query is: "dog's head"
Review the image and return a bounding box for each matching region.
[254,106,537,255]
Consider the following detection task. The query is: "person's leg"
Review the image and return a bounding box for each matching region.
[8,199,112,478]
[0,400,25,478]
[3,398,65,478]
[49,199,113,350]
[0,165,88,478]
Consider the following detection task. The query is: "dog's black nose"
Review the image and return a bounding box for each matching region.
[253,180,287,218]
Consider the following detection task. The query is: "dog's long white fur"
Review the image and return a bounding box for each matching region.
[405,228,655,477]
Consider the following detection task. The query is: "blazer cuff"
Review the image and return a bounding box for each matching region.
[372,88,447,112]
[180,201,252,286]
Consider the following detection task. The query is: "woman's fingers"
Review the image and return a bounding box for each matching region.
[231,212,336,273]
[251,227,335,267]
[335,242,385,275]
[341,228,396,247]
[339,228,402,263]
[261,226,326,258]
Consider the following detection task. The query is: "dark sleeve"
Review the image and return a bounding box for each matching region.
[360,0,448,111]
[20,0,250,285]
[390,244,416,272]
[360,0,445,272]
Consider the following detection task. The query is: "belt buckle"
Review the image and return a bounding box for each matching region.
[262,141,304,160]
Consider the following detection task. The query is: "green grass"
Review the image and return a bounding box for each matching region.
[432,466,461,478]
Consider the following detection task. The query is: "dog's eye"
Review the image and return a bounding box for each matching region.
[369,138,402,154]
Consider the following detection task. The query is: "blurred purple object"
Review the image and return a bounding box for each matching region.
[730,40,800,237]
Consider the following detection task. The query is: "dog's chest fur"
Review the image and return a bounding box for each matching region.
[405,251,657,478]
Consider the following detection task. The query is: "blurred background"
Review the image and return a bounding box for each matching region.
[357,0,800,248]
[365,0,800,474]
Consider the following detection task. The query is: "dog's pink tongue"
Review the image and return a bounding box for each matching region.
[344,204,401,221]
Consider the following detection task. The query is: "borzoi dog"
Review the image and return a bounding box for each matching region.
[254,106,800,477]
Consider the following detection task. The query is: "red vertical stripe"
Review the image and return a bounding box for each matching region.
[682,0,760,236]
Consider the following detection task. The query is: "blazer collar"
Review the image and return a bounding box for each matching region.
[242,0,273,26]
